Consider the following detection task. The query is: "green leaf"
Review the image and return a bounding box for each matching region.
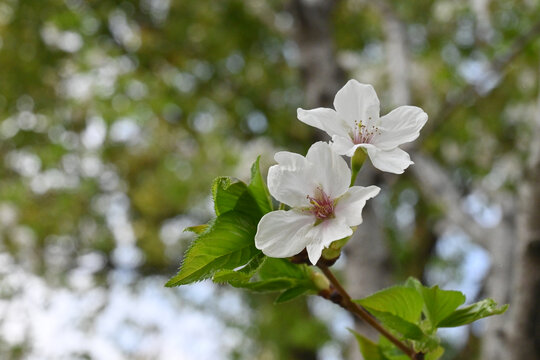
[229,278,301,292]
[168,173,268,287]
[248,156,273,214]
[212,253,266,284]
[214,256,314,299]
[421,285,465,329]
[212,269,252,284]
[184,224,208,235]
[212,177,261,218]
[404,277,423,291]
[412,334,440,354]
[354,286,423,323]
[230,260,313,293]
[378,336,409,360]
[212,177,243,215]
[275,286,311,303]
[350,330,385,360]
[425,346,444,360]
[366,310,425,340]
[166,211,260,286]
[354,286,425,340]
[236,252,266,275]
[438,298,508,328]
[258,257,308,280]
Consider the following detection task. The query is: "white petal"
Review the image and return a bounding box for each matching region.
[335,185,380,226]
[305,242,325,266]
[374,106,428,150]
[334,80,380,127]
[297,108,350,138]
[305,142,351,199]
[255,210,314,258]
[268,151,317,207]
[267,163,313,208]
[304,218,353,264]
[331,135,362,157]
[274,151,307,170]
[365,146,413,174]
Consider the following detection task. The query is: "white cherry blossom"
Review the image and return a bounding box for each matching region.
[297,79,428,174]
[254,142,380,265]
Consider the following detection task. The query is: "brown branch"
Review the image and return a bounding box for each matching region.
[317,264,423,360]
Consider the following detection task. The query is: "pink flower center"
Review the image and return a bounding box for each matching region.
[352,120,380,144]
[307,187,335,220]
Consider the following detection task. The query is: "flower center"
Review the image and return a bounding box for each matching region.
[306,187,335,221]
[351,119,380,144]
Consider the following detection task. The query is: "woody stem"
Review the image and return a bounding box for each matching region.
[317,264,422,359]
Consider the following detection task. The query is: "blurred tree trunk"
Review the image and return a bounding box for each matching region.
[343,0,414,340]
[345,165,391,340]
[479,208,515,359]
[344,2,412,357]
[371,0,410,105]
[411,152,516,360]
[506,68,540,360]
[481,54,540,360]
[290,1,393,359]
[470,0,493,42]
[289,2,343,360]
[290,0,343,109]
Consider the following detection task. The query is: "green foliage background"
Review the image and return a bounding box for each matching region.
[0,0,539,359]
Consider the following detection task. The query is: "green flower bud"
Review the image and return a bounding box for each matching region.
[351,147,367,173]
[310,270,330,291]
[321,235,352,261]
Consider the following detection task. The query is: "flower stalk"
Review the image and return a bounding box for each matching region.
[317,264,423,360]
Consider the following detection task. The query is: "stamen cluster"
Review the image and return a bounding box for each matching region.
[352,119,380,144]
[307,187,335,220]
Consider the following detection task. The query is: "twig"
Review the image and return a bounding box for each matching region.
[317,264,423,359]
